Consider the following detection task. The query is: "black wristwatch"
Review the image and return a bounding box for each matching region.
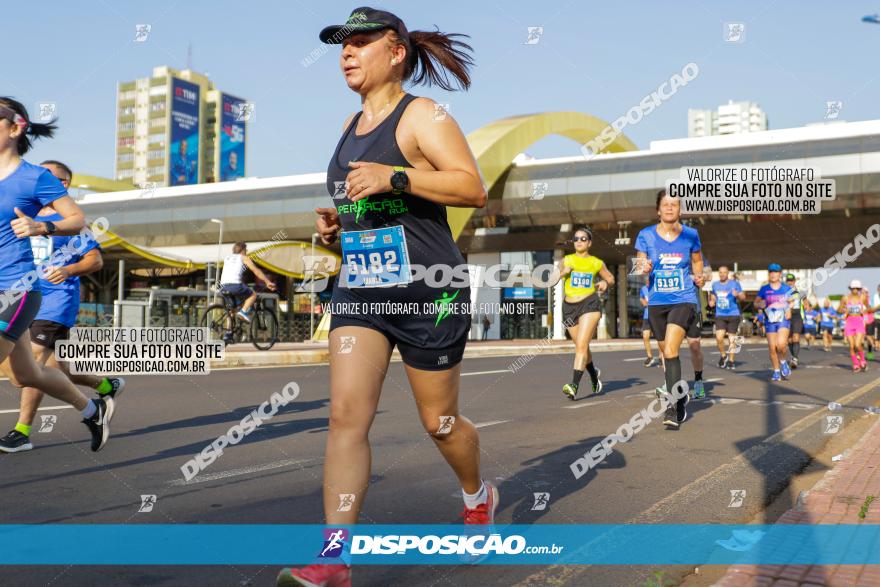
[390,166,408,195]
[43,220,57,235]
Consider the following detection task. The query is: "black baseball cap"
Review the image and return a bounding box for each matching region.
[319,7,411,46]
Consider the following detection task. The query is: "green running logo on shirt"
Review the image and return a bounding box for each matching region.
[338,196,408,222]
[434,290,460,326]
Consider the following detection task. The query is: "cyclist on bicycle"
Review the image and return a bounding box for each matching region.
[219,242,276,323]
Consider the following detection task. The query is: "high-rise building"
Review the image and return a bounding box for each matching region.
[687,100,767,137]
[115,66,248,187]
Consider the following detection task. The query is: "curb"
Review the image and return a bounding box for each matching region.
[211,339,664,369]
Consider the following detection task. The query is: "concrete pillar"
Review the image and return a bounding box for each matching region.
[553,249,565,339]
[553,280,565,339]
[617,264,629,339]
[118,259,125,302]
[468,252,501,340]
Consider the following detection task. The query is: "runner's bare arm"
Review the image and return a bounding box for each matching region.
[242,256,276,290]
[597,263,614,292]
[11,195,84,237]
[691,251,704,287]
[43,249,103,284]
[346,98,485,207]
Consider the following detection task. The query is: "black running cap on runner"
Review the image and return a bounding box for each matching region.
[320,7,410,45]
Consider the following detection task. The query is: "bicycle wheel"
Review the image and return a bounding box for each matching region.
[250,308,278,350]
[202,304,231,342]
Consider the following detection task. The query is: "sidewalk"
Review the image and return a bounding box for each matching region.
[713,417,880,587]
[212,337,661,369]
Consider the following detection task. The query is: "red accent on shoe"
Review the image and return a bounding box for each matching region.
[277,564,351,587]
[460,481,498,525]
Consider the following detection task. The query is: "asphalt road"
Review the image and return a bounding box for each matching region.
[1,342,879,587]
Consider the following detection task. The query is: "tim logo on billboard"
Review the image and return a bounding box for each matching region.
[318,528,348,559]
[174,86,197,103]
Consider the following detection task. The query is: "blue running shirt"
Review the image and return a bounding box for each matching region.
[711,279,743,317]
[639,285,649,319]
[32,212,100,327]
[0,161,67,290]
[756,283,794,325]
[819,307,838,328]
[635,224,702,306]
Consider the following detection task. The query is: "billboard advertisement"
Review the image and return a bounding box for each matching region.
[220,94,246,181]
[169,78,200,186]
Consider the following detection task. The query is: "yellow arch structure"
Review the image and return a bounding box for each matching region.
[80,111,635,271]
[72,174,135,193]
[449,111,638,239]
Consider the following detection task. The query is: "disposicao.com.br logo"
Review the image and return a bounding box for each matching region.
[325,530,563,557]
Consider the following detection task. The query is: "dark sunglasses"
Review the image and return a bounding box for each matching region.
[572,236,590,242]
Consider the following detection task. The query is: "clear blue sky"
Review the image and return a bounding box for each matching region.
[6,0,880,179]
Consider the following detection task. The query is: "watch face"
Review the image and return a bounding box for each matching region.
[391,171,407,191]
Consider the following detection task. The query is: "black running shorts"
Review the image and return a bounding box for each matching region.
[562,294,603,327]
[648,303,697,342]
[331,313,467,371]
[789,313,804,335]
[29,319,70,349]
[715,316,740,335]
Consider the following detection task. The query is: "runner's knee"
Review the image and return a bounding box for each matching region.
[327,398,372,440]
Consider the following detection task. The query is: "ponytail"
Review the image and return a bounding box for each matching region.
[0,97,57,155]
[392,29,474,91]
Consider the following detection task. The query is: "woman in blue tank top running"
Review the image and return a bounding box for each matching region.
[278,8,488,586]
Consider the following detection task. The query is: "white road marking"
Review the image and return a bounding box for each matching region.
[461,369,511,377]
[623,357,650,362]
[474,420,511,428]
[513,375,880,587]
[0,405,74,415]
[705,377,724,383]
[168,458,319,486]
[563,400,611,409]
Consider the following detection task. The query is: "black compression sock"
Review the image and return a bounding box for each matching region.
[665,356,681,397]
[585,362,598,383]
[694,370,703,381]
[572,369,584,386]
[791,342,800,358]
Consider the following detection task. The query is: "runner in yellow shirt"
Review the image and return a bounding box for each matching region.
[556,227,614,400]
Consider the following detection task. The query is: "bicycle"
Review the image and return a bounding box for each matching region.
[202,292,279,351]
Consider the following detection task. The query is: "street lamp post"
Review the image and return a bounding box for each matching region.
[210,219,224,304]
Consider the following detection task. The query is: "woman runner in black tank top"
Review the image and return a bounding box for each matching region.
[277,8,492,587]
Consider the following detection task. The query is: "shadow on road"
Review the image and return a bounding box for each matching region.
[492,435,626,523]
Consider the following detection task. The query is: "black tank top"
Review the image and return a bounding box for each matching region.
[325,94,465,272]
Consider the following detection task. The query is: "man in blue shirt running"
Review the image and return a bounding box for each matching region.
[818,299,839,352]
[709,265,746,369]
